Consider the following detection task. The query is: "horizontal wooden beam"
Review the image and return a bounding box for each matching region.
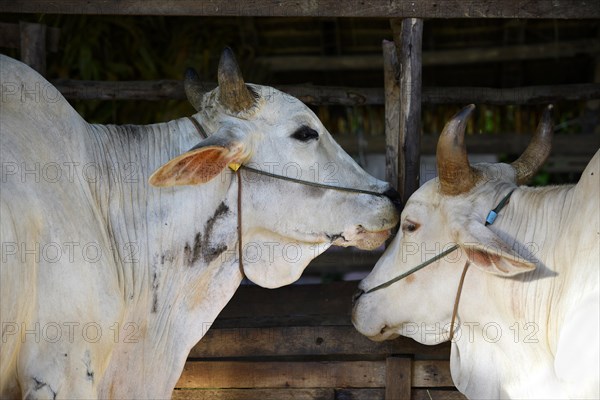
[172,388,334,400]
[177,360,386,389]
[176,360,454,389]
[172,388,466,400]
[51,79,384,105]
[255,39,600,71]
[190,326,450,358]
[2,0,598,18]
[422,84,600,105]
[337,134,600,157]
[51,79,600,106]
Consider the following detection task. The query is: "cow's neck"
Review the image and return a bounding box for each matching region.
[86,119,244,397]
[451,184,581,399]
[487,184,591,317]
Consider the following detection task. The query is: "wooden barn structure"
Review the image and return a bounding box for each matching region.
[2,1,599,399]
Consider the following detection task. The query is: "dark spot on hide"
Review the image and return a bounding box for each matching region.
[184,232,203,266]
[32,377,46,391]
[83,350,94,383]
[326,233,347,243]
[160,250,174,265]
[30,377,57,400]
[184,202,230,266]
[151,271,159,313]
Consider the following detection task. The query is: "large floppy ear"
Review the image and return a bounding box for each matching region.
[457,221,537,276]
[149,128,248,187]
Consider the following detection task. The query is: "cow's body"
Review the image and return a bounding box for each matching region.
[0,52,398,398]
[352,106,599,399]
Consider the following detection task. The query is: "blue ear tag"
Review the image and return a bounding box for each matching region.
[485,210,498,226]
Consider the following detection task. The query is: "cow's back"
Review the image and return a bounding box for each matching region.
[569,149,599,276]
[0,56,121,396]
[551,149,600,398]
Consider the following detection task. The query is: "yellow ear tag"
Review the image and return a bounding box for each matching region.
[228,162,241,171]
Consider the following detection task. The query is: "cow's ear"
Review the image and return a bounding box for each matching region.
[149,129,248,187]
[457,221,537,276]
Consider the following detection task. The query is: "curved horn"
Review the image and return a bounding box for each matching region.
[184,67,204,111]
[436,104,479,195]
[217,47,256,114]
[511,105,554,185]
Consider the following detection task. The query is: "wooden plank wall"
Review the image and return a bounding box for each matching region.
[171,282,466,400]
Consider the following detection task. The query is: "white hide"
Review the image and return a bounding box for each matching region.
[0,55,398,398]
[353,151,600,399]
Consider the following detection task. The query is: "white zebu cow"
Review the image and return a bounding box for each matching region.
[0,49,399,398]
[353,105,599,399]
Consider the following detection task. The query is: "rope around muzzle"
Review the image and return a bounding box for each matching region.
[363,188,515,342]
[187,116,392,273]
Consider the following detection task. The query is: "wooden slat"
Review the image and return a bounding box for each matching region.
[383,39,400,191]
[335,389,385,400]
[19,21,46,76]
[2,1,598,18]
[412,361,454,388]
[172,388,334,400]
[422,84,600,106]
[424,39,600,66]
[392,18,423,203]
[52,79,189,101]
[175,360,454,391]
[385,357,412,400]
[335,135,600,157]
[176,361,386,388]
[51,79,384,105]
[190,326,450,358]
[50,79,600,106]
[412,389,467,400]
[256,39,600,71]
[172,388,466,400]
[256,55,382,71]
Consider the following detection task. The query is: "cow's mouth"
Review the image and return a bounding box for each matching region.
[330,225,392,250]
[362,325,400,342]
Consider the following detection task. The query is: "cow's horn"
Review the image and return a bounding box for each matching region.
[184,67,204,111]
[217,47,256,114]
[436,104,479,195]
[511,105,554,185]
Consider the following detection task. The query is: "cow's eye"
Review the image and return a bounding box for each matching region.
[291,126,319,142]
[402,221,420,233]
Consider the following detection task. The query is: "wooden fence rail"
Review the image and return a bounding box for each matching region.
[49,80,600,105]
[2,0,598,19]
[172,281,464,400]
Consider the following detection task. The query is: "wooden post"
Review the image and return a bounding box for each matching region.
[19,21,47,76]
[383,40,400,191]
[391,18,423,204]
[385,357,412,400]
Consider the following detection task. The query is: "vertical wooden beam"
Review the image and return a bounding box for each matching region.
[383,39,400,191]
[19,21,47,76]
[385,357,412,400]
[391,18,423,203]
[584,27,600,135]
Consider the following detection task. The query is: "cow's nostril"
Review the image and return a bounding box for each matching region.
[352,289,365,305]
[382,187,403,211]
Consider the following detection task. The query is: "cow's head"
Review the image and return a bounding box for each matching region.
[149,48,400,288]
[352,105,553,344]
